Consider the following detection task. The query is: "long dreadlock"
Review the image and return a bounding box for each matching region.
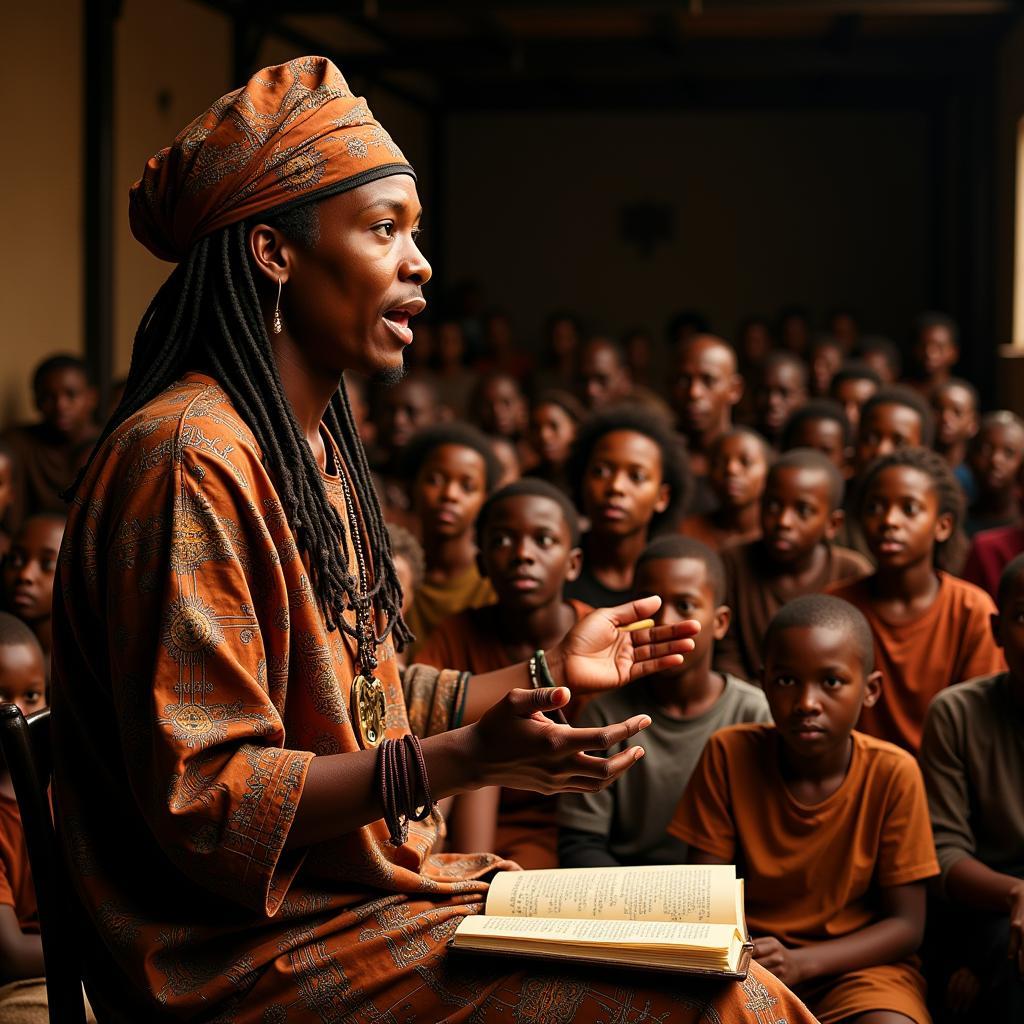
[71,210,413,650]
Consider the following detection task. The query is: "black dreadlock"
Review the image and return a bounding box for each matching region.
[71,213,412,649]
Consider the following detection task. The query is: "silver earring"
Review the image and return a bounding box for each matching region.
[272,277,284,335]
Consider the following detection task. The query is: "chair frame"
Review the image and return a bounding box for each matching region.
[0,704,87,1024]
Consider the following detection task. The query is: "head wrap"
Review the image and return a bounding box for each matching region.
[129,56,415,262]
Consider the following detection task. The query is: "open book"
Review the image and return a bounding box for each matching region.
[451,864,752,978]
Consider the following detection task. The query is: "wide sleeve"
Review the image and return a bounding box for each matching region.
[919,695,975,884]
[875,752,940,888]
[104,433,313,917]
[401,664,471,736]
[666,733,737,861]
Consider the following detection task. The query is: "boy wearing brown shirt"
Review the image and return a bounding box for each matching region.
[714,449,870,680]
[672,595,938,1024]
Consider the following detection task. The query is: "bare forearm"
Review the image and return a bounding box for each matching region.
[793,917,921,982]
[285,727,481,849]
[461,660,535,725]
[0,933,44,981]
[946,856,1024,913]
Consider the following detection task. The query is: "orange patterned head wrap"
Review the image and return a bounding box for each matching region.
[129,56,415,263]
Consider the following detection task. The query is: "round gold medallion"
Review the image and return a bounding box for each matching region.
[351,673,386,748]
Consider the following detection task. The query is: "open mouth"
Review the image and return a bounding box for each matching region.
[382,310,413,344]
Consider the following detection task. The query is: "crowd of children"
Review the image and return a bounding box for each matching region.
[1,306,1022,1021]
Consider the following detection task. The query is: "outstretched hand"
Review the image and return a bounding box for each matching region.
[549,596,700,697]
[467,685,651,795]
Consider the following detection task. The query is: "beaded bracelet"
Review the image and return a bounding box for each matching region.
[378,733,436,847]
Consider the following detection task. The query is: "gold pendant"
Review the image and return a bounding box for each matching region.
[352,673,386,748]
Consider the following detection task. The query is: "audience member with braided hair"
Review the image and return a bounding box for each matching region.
[40,59,810,1024]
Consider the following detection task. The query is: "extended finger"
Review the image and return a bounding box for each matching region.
[572,746,644,776]
[601,595,663,629]
[629,634,699,663]
[563,750,644,791]
[626,620,702,649]
[560,715,652,752]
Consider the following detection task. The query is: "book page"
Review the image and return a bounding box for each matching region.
[485,865,737,925]
[455,913,737,952]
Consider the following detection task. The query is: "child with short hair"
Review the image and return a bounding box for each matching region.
[930,377,979,500]
[403,424,501,652]
[908,311,959,395]
[564,408,690,607]
[671,594,939,1024]
[558,536,769,868]
[415,477,590,866]
[1,355,98,528]
[856,335,903,385]
[965,411,1024,537]
[782,399,852,476]
[755,351,808,448]
[2,514,65,663]
[527,390,584,495]
[714,449,870,680]
[919,553,1024,1018]
[0,612,48,1019]
[809,336,844,398]
[831,361,881,436]
[853,386,935,479]
[679,427,771,550]
[471,371,531,467]
[828,447,1005,753]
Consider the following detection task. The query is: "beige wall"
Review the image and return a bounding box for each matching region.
[443,108,930,350]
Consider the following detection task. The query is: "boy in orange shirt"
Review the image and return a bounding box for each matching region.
[671,594,938,1024]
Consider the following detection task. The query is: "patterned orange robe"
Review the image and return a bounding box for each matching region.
[51,374,818,1023]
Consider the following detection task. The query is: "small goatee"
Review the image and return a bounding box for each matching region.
[371,364,408,388]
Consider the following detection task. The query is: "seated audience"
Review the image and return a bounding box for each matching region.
[965,410,1024,537]
[470,371,532,466]
[828,447,1004,753]
[0,446,14,561]
[479,309,533,382]
[679,427,770,551]
[432,318,478,419]
[853,386,935,479]
[578,336,673,423]
[919,553,1024,1019]
[527,390,584,494]
[533,311,582,395]
[671,334,743,479]
[856,335,903,385]
[777,305,811,356]
[1,514,65,664]
[402,424,500,653]
[715,449,870,680]
[1,354,98,529]
[385,523,425,669]
[558,536,768,868]
[907,311,959,396]
[962,512,1024,600]
[930,377,979,500]
[416,478,589,865]
[622,327,656,389]
[809,336,844,398]
[488,436,521,489]
[564,408,690,608]
[0,614,49,1022]
[671,595,938,1024]
[782,399,852,477]
[830,361,881,436]
[755,351,808,448]
[828,307,860,353]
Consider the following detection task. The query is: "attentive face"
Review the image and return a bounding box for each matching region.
[855,403,923,473]
[832,377,878,436]
[393,553,416,618]
[636,557,727,679]
[915,323,958,380]
[672,338,742,437]
[530,402,577,467]
[579,341,630,410]
[761,467,839,566]
[708,432,768,511]
[810,344,843,397]
[34,367,97,440]
[757,362,807,438]
[582,430,670,538]
[0,454,12,520]
[969,421,1024,499]
[763,624,880,760]
[861,350,898,385]
[476,376,526,438]
[932,384,978,452]
[860,465,951,571]
[993,572,1024,705]
[3,516,64,624]
[0,642,47,720]
[254,176,431,379]
[480,494,581,611]
[413,444,489,539]
[788,418,848,474]
[377,379,438,453]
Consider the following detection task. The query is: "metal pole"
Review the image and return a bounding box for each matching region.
[83,0,118,409]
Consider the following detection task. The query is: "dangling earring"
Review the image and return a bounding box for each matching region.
[272,277,284,335]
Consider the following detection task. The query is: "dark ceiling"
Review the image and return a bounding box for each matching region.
[201,1,1018,109]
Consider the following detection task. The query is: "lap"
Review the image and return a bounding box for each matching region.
[795,962,930,1024]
